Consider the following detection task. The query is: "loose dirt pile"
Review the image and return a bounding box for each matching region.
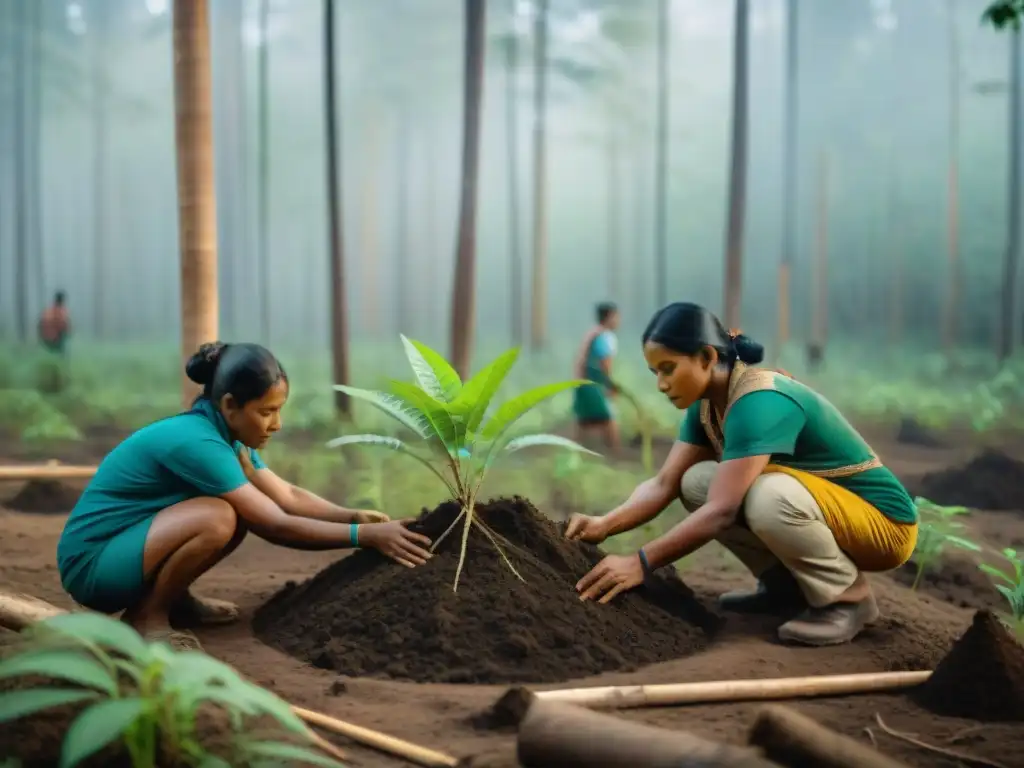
[253,496,723,685]
[916,610,1024,721]
[912,449,1024,511]
[5,480,81,514]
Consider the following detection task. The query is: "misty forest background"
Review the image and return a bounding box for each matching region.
[0,0,1021,378]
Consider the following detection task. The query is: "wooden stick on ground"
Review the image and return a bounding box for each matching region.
[0,464,97,481]
[0,590,459,767]
[504,688,779,768]
[533,670,932,710]
[748,704,911,768]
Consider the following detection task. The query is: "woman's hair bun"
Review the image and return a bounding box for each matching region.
[185,341,228,386]
[732,334,765,365]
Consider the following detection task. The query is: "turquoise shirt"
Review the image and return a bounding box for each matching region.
[57,398,266,585]
[584,330,617,388]
[678,376,916,524]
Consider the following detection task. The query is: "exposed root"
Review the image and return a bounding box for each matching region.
[474,520,525,583]
[874,714,1008,768]
[430,506,467,553]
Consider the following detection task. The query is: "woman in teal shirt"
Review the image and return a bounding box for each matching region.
[57,342,433,650]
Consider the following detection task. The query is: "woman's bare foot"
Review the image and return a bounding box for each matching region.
[168,591,240,628]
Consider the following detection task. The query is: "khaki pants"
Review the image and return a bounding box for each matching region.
[681,461,859,608]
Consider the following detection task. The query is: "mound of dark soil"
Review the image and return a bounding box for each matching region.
[916,610,1024,721]
[895,417,945,448]
[6,480,80,514]
[912,449,1024,511]
[253,496,723,685]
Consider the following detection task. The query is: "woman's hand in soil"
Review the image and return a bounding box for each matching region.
[565,514,611,544]
[360,520,433,568]
[576,554,644,604]
[350,509,390,524]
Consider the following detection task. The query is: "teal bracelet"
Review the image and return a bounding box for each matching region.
[350,522,360,548]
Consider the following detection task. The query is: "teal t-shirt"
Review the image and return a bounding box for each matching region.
[584,330,617,388]
[56,398,267,582]
[678,376,917,524]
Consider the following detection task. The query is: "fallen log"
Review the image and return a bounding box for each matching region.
[497,687,779,768]
[534,670,932,710]
[0,589,459,767]
[748,705,910,768]
[0,464,97,481]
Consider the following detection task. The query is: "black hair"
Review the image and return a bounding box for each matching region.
[596,301,618,324]
[185,342,288,406]
[54,291,66,306]
[641,302,764,365]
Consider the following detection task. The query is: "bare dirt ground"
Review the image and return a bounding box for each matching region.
[3,428,1024,767]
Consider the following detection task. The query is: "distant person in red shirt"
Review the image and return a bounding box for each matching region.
[39,290,70,353]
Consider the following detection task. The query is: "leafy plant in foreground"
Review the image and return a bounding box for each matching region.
[0,613,343,768]
[910,497,981,590]
[327,335,597,590]
[978,547,1024,636]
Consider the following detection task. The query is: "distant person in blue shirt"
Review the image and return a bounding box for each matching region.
[57,342,433,650]
[571,301,621,451]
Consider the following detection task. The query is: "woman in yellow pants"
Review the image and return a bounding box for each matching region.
[565,302,918,647]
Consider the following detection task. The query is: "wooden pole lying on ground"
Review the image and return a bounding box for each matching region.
[533,670,932,710]
[0,590,459,768]
[0,464,97,481]
[503,689,779,768]
[748,705,911,768]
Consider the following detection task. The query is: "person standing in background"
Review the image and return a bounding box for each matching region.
[571,301,621,452]
[39,290,70,354]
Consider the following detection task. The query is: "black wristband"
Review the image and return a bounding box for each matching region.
[637,548,652,577]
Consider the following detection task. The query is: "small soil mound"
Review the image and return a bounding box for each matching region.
[253,496,723,684]
[6,479,80,514]
[912,449,1024,511]
[895,417,945,448]
[916,610,1024,721]
[891,558,1000,612]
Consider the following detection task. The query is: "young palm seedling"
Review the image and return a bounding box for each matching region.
[328,335,598,591]
[910,497,982,590]
[0,612,344,768]
[978,547,1024,636]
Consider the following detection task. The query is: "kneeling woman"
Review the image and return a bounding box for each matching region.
[57,342,433,650]
[565,302,918,646]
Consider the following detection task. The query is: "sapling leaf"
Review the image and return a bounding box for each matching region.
[60,697,147,768]
[401,335,462,402]
[0,688,99,724]
[501,433,600,458]
[944,535,982,551]
[980,563,1016,585]
[325,434,458,495]
[0,650,117,696]
[34,613,151,662]
[236,683,309,735]
[479,380,591,442]
[332,385,432,439]
[450,348,520,432]
[240,740,345,768]
[387,380,461,450]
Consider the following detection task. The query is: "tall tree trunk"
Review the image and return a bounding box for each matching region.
[528,0,549,351]
[888,168,904,346]
[505,1,523,347]
[1000,26,1022,362]
[91,0,108,338]
[424,118,439,339]
[395,105,411,334]
[811,150,829,351]
[449,0,486,379]
[236,0,252,336]
[13,0,27,342]
[216,0,244,339]
[360,121,382,337]
[722,0,749,330]
[257,0,271,344]
[607,115,620,301]
[29,0,43,317]
[777,0,798,358]
[172,0,220,406]
[654,0,669,308]
[324,0,349,415]
[943,0,961,352]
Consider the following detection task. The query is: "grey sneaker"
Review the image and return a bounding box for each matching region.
[777,594,880,646]
[717,564,808,615]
